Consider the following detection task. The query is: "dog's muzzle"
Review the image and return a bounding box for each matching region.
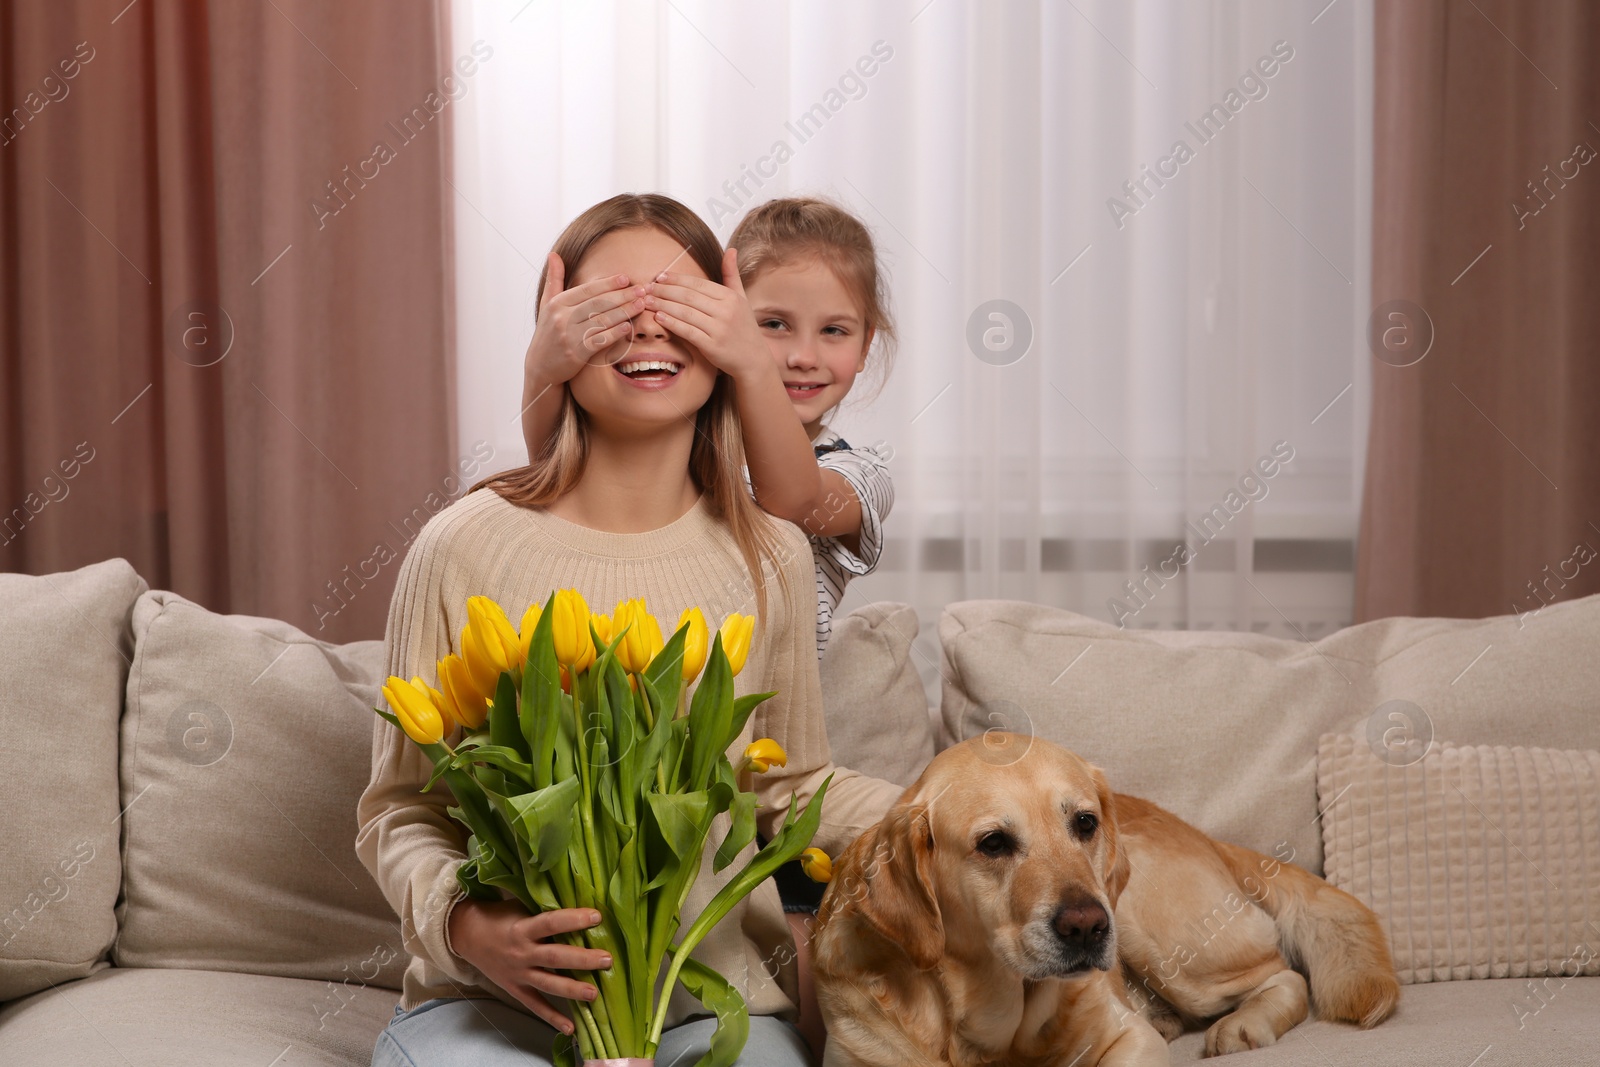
[1024,895,1113,979]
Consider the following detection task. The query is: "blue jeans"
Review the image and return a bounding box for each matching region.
[372,996,812,1067]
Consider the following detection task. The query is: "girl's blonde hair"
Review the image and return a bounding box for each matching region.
[727,196,897,400]
[470,193,790,623]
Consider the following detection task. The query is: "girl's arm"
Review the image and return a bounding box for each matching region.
[813,442,894,557]
[743,524,906,855]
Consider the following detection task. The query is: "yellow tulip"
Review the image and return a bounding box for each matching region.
[461,596,519,695]
[423,680,459,736]
[719,613,755,677]
[438,653,487,729]
[551,589,596,672]
[799,848,833,884]
[384,675,445,745]
[743,738,787,773]
[614,598,665,675]
[678,607,709,683]
[517,602,542,665]
[591,612,614,648]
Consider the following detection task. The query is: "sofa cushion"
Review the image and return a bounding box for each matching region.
[1165,975,1600,1063]
[0,559,145,1001]
[938,594,1600,874]
[0,967,397,1066]
[1319,734,1600,985]
[113,590,408,989]
[820,602,935,789]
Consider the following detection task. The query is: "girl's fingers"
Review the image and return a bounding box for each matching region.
[577,298,646,338]
[653,309,713,351]
[651,271,723,301]
[538,253,565,312]
[581,322,632,356]
[644,281,720,317]
[648,297,716,336]
[573,285,646,326]
[552,274,632,310]
[722,247,747,297]
[514,987,576,1036]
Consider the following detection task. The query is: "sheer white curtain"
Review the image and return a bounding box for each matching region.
[449,0,1373,692]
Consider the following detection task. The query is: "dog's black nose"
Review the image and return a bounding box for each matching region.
[1052,897,1110,951]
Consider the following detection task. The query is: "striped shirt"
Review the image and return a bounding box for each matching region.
[805,427,895,657]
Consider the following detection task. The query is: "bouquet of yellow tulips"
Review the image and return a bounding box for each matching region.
[375,590,830,1067]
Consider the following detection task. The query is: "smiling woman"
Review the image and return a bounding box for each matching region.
[361,192,905,1067]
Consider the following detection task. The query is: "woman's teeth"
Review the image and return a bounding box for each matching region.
[617,360,680,377]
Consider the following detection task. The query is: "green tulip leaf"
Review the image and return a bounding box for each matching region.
[602,661,639,814]
[667,775,831,988]
[646,790,711,862]
[713,791,757,874]
[520,593,562,788]
[664,717,690,791]
[456,745,537,789]
[452,835,500,901]
[551,695,577,782]
[606,831,646,994]
[490,670,529,760]
[637,674,678,779]
[728,692,775,747]
[643,621,690,716]
[501,776,582,872]
[676,956,749,1067]
[686,637,734,791]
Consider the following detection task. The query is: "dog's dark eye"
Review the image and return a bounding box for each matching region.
[1074,812,1099,839]
[976,831,1014,857]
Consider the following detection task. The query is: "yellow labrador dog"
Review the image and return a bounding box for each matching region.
[813,733,1398,1066]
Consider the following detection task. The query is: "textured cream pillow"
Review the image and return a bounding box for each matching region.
[113,590,408,990]
[939,595,1600,873]
[0,559,145,1001]
[820,602,935,789]
[1319,733,1600,987]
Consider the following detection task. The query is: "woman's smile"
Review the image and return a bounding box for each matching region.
[611,350,685,390]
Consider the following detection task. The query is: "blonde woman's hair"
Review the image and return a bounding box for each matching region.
[727,196,897,401]
[469,193,790,623]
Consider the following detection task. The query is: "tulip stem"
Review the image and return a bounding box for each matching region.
[573,999,604,1058]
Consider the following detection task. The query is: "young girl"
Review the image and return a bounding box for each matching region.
[521,197,896,659]
[720,197,898,655]
[357,194,902,1067]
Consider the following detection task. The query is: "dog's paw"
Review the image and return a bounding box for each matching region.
[1202,1011,1278,1057]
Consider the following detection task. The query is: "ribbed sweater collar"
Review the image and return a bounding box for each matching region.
[491,492,719,560]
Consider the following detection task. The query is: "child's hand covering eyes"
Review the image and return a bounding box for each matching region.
[524,252,649,388]
[644,248,772,382]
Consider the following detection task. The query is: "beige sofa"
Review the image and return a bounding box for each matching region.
[2,559,1596,1065]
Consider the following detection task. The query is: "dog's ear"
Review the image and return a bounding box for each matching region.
[844,803,944,969]
[1092,767,1130,909]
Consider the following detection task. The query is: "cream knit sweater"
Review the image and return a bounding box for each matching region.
[354,486,903,1029]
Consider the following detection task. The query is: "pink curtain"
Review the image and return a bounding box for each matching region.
[1357,0,1600,621]
[1,0,462,643]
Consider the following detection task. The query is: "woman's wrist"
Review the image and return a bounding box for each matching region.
[445,896,481,964]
